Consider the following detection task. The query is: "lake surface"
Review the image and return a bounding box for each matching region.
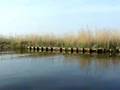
[0,52,120,90]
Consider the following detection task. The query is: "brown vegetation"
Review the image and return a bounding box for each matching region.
[0,29,120,50]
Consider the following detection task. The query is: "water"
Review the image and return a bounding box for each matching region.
[0,53,120,90]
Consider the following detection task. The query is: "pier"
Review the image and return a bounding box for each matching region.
[27,46,119,54]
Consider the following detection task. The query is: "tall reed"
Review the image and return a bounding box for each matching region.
[0,29,120,50]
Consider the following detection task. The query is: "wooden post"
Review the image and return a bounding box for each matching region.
[84,48,90,53]
[39,47,41,50]
[78,48,83,52]
[67,47,72,51]
[60,47,62,52]
[97,48,104,53]
[43,47,46,52]
[62,48,65,51]
[47,47,51,51]
[90,48,97,53]
[73,48,77,52]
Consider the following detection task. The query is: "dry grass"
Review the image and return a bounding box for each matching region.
[0,29,120,50]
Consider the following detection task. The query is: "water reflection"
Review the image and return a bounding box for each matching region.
[0,52,120,90]
[64,54,120,69]
[1,52,120,69]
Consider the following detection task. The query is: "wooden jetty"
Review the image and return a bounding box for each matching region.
[27,46,120,54]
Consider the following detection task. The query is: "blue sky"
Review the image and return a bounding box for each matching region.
[0,0,120,35]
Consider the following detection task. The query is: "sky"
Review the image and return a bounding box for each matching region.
[0,0,120,35]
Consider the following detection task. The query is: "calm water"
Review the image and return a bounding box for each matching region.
[0,53,120,90]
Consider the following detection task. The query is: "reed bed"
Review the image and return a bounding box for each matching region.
[0,29,120,50]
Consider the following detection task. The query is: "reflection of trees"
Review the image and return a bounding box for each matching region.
[93,55,120,69]
[20,52,120,70]
[64,54,120,69]
[27,52,60,58]
[78,55,92,69]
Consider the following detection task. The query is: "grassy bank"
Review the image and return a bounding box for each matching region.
[0,30,120,50]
